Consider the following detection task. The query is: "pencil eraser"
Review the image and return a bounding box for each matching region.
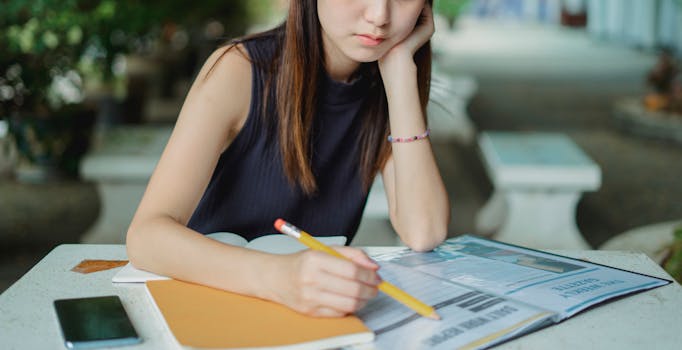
[274,218,285,232]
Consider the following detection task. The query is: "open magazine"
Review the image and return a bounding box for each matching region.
[357,235,671,350]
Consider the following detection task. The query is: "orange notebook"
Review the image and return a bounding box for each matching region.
[145,279,374,349]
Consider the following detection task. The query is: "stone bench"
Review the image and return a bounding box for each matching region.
[474,132,601,249]
[600,220,682,263]
[0,120,18,177]
[80,125,172,243]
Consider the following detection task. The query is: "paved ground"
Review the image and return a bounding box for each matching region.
[2,19,681,293]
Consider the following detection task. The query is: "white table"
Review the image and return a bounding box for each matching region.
[1,245,680,350]
[475,132,601,250]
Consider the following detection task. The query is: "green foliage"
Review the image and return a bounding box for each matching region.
[434,0,470,28]
[160,0,250,35]
[0,0,150,115]
[0,0,250,117]
[663,226,682,283]
[245,0,287,26]
[1,0,250,176]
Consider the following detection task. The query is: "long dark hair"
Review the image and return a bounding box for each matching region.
[213,0,432,195]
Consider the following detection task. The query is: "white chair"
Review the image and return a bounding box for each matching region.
[475,131,601,249]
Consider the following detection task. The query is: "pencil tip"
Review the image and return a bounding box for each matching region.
[427,312,441,321]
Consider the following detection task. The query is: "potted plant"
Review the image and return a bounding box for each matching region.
[0,0,157,181]
[1,0,255,182]
[0,2,103,181]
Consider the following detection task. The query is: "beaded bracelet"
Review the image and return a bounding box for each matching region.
[387,128,431,143]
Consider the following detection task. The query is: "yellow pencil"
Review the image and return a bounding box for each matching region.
[274,219,441,320]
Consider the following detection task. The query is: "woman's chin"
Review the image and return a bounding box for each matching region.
[346,50,386,64]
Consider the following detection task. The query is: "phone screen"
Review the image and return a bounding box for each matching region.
[54,296,141,349]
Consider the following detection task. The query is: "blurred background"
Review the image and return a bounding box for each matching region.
[1,0,681,292]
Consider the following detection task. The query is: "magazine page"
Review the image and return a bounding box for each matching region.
[373,235,670,318]
[356,262,554,350]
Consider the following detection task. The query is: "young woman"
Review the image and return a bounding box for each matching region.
[126,0,449,317]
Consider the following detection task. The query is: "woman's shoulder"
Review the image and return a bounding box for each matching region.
[197,29,282,88]
[191,43,253,106]
[237,29,282,64]
[179,44,253,144]
[199,44,252,85]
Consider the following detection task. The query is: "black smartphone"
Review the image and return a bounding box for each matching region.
[54,296,141,349]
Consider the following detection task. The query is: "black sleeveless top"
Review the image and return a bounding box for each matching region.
[187,34,372,242]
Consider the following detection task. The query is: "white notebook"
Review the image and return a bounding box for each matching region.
[113,232,347,283]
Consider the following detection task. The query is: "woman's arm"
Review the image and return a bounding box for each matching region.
[378,4,450,251]
[126,46,379,317]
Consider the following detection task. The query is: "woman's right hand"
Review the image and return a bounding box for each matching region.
[269,247,382,317]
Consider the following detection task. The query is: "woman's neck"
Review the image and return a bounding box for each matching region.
[325,63,360,83]
[322,39,361,83]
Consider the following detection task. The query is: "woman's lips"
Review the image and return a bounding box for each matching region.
[357,34,385,46]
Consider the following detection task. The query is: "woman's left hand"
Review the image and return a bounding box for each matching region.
[378,3,434,74]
